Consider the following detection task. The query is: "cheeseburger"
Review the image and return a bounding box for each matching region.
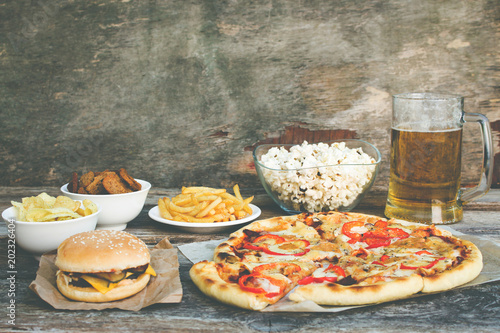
[55,230,156,302]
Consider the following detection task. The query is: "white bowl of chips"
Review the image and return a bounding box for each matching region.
[61,179,151,230]
[2,194,100,255]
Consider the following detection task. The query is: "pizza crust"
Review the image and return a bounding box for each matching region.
[189,261,271,310]
[289,274,424,306]
[421,239,483,293]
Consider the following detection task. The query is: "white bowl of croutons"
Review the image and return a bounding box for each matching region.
[61,171,151,230]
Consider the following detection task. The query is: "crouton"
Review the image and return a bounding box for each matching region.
[68,172,79,193]
[79,171,95,188]
[102,172,133,194]
[118,168,142,191]
[85,171,111,194]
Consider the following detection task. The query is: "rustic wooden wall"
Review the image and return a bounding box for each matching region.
[1,0,499,191]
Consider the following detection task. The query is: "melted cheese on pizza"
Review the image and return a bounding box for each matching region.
[253,276,282,294]
[273,221,320,242]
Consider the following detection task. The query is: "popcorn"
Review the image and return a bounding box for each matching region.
[259,141,377,212]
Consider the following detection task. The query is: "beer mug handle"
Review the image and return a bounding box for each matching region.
[460,112,494,203]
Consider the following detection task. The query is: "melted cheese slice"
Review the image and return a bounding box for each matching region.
[80,264,157,294]
[80,273,126,294]
[145,264,157,276]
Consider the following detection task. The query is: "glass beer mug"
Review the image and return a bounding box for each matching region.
[384,93,493,224]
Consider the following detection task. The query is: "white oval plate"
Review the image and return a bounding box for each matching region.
[148,204,262,234]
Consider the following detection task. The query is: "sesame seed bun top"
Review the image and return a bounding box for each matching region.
[55,230,150,273]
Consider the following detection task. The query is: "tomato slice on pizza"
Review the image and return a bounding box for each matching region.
[189,260,316,310]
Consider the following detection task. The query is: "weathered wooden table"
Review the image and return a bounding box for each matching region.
[1,187,499,332]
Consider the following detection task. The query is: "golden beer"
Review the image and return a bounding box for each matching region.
[385,127,463,223]
[385,92,492,224]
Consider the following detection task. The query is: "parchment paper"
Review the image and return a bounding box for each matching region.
[178,230,500,312]
[29,237,182,311]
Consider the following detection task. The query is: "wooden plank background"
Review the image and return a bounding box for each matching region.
[1,0,499,190]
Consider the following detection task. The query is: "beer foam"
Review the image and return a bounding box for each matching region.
[393,123,462,132]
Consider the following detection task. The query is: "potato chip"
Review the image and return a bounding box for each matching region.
[41,210,81,221]
[22,196,44,211]
[55,196,78,211]
[26,208,51,222]
[82,199,98,216]
[38,192,56,208]
[11,193,98,222]
[11,201,27,221]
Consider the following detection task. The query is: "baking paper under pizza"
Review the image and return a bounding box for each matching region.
[189,212,482,310]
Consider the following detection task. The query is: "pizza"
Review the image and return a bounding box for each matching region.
[189,211,483,310]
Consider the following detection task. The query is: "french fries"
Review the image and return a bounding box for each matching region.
[158,185,254,223]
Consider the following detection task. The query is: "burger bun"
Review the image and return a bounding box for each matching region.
[55,230,152,302]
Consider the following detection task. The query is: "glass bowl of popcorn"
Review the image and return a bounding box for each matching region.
[253,140,381,214]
